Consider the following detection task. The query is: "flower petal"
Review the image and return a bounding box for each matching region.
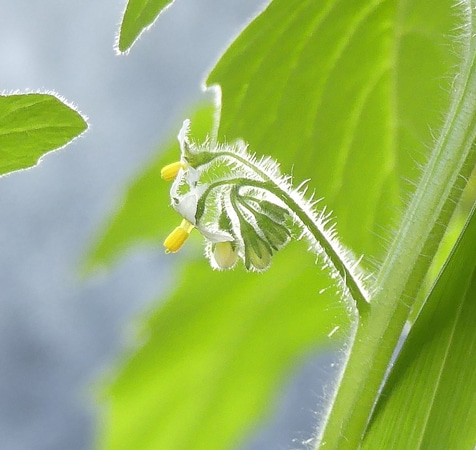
[197,225,234,242]
[178,119,191,155]
[174,192,198,224]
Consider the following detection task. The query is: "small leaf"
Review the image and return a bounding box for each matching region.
[118,0,175,53]
[363,204,476,449]
[96,243,348,450]
[0,92,87,176]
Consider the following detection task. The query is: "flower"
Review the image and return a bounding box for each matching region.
[160,119,293,273]
[163,159,233,252]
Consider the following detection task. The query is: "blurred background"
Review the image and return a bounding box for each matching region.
[0,1,337,449]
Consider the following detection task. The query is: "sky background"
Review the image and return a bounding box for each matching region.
[0,1,337,449]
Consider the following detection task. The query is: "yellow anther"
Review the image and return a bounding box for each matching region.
[163,219,194,253]
[160,161,186,181]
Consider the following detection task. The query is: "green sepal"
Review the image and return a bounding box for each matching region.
[185,149,216,168]
[255,213,291,251]
[238,215,273,271]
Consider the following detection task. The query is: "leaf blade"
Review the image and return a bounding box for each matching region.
[208,0,458,261]
[118,0,175,53]
[97,244,349,450]
[363,204,476,449]
[0,93,87,176]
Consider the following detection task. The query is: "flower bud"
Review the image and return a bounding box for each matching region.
[254,213,290,250]
[244,236,272,271]
[252,199,290,223]
[235,195,291,251]
[212,241,238,269]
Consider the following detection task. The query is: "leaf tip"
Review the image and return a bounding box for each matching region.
[116,0,176,54]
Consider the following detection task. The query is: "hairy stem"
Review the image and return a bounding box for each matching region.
[315,7,476,447]
[266,184,369,313]
[197,176,369,311]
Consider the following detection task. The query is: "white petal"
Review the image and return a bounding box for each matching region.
[178,119,191,154]
[170,167,185,198]
[174,192,198,224]
[197,225,233,242]
[187,166,199,185]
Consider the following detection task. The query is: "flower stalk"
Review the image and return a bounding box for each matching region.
[161,120,369,311]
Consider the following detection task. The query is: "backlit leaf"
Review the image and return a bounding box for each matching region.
[97,243,348,450]
[208,0,458,262]
[363,204,476,449]
[0,93,87,176]
[118,0,175,53]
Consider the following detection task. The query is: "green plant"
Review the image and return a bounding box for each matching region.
[86,0,476,449]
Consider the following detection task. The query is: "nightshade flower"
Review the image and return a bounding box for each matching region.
[162,143,233,254]
[160,118,369,308]
[160,119,295,271]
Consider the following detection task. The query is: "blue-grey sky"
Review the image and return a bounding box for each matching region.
[0,1,336,449]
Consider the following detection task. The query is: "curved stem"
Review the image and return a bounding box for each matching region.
[265,184,369,313]
[196,176,369,312]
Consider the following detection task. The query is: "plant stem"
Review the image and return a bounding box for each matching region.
[314,16,476,448]
[268,185,369,313]
[199,149,370,311]
[200,175,370,311]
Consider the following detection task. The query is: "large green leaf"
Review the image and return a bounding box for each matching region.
[362,203,476,449]
[0,93,87,176]
[117,0,175,53]
[97,243,348,450]
[208,0,458,261]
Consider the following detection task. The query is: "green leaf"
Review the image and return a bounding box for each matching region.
[117,0,175,53]
[96,243,348,450]
[310,0,476,445]
[83,101,215,271]
[208,0,459,261]
[362,203,476,449]
[0,92,87,176]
